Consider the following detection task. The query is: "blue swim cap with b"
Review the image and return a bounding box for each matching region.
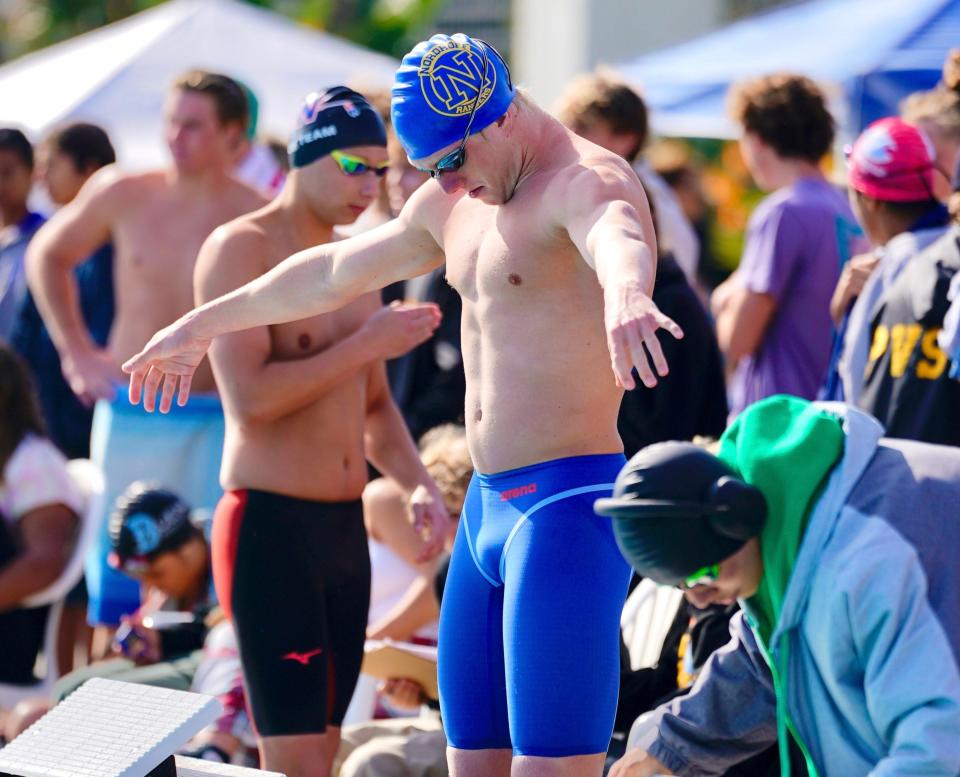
[391,34,515,161]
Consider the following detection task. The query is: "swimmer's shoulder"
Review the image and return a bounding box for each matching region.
[206,212,272,263]
[548,144,646,218]
[559,137,637,189]
[52,168,168,231]
[74,166,164,208]
[195,212,273,295]
[404,177,461,227]
[404,178,469,251]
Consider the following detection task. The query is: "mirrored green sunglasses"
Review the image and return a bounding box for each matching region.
[681,564,719,590]
[331,150,389,178]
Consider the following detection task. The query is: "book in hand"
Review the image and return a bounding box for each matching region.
[361,639,439,700]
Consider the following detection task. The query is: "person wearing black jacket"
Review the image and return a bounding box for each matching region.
[617,249,728,457]
[380,127,466,443]
[859,222,960,445]
[383,271,465,442]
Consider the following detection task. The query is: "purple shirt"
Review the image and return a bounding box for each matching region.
[728,177,856,418]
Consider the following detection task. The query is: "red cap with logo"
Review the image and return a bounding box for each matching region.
[847,117,936,202]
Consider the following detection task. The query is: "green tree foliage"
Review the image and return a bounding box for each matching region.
[0,0,441,63]
[2,0,164,60]
[322,0,446,57]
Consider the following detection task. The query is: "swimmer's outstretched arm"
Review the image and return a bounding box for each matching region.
[563,159,684,390]
[123,201,444,412]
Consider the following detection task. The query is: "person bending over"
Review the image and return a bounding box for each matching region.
[597,395,960,776]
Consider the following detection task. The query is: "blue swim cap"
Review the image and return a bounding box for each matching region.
[392,34,515,161]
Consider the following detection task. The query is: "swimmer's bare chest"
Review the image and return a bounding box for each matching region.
[258,224,373,369]
[442,192,575,305]
[108,190,237,374]
[118,188,240,279]
[440,194,622,472]
[220,258,373,499]
[269,298,370,365]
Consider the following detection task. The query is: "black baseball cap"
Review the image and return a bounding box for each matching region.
[108,482,200,573]
[595,442,766,585]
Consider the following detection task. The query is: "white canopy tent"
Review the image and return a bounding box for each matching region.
[0,0,399,169]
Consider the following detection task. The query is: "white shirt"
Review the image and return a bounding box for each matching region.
[0,435,83,526]
[368,537,438,641]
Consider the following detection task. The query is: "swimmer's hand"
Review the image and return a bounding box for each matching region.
[362,301,442,360]
[409,483,452,563]
[122,317,212,413]
[62,346,120,406]
[609,748,673,777]
[605,282,684,390]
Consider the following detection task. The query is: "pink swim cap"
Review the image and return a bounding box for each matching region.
[846,117,936,202]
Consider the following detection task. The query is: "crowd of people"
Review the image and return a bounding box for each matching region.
[0,28,959,777]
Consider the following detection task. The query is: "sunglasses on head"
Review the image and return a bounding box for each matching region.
[331,149,389,178]
[419,41,498,180]
[681,564,720,590]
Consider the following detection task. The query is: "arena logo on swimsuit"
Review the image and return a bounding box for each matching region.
[500,483,537,502]
[418,42,495,117]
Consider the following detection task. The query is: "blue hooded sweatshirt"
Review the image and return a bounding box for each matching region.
[629,403,960,776]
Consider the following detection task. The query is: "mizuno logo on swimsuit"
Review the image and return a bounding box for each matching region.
[282,648,323,666]
[500,483,537,502]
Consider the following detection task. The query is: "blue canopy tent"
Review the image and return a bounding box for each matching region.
[612,0,960,140]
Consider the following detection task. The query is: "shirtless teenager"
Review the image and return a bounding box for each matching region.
[26,70,266,629]
[200,87,449,777]
[123,35,682,777]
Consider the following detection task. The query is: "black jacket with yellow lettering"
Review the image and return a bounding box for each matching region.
[859,227,960,445]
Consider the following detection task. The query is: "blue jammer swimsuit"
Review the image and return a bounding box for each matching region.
[438,453,632,757]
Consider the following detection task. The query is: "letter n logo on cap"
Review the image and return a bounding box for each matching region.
[419,42,495,117]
